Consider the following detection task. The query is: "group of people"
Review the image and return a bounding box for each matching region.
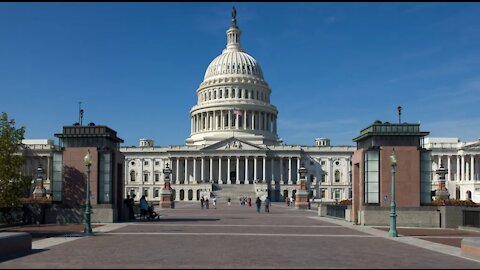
[285,196,295,207]
[239,196,252,207]
[124,194,159,221]
[256,196,271,213]
[200,195,216,209]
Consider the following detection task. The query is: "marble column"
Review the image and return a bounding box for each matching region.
[236,156,240,184]
[227,157,231,184]
[457,155,460,181]
[254,157,258,181]
[245,156,249,184]
[251,111,255,130]
[176,158,180,184]
[447,155,451,181]
[201,157,205,182]
[193,158,197,184]
[218,157,223,184]
[184,158,188,184]
[297,157,301,183]
[280,157,284,184]
[210,157,213,183]
[288,157,292,185]
[461,155,465,181]
[471,155,475,181]
[262,156,266,181]
[271,158,275,185]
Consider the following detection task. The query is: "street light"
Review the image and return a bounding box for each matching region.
[389,149,398,237]
[84,150,93,235]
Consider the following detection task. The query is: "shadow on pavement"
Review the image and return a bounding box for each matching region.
[138,218,221,222]
[0,249,46,263]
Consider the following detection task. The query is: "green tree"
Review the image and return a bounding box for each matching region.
[0,112,31,207]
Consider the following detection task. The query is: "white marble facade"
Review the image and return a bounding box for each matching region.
[121,11,355,203]
[424,137,480,202]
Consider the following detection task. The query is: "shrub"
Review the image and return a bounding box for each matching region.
[431,198,478,207]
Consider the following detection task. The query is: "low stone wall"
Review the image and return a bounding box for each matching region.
[358,206,440,227]
[45,204,118,224]
[439,206,480,228]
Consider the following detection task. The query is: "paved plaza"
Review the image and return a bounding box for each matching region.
[1,203,480,269]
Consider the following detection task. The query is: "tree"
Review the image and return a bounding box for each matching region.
[0,112,31,207]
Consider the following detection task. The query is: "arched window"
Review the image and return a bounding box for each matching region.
[214,90,216,99]
[335,170,340,182]
[180,190,185,200]
[130,171,136,182]
[188,190,193,200]
[467,191,472,200]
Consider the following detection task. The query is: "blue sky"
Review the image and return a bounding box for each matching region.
[1,2,479,147]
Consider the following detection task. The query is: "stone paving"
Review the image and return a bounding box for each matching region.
[0,202,479,269]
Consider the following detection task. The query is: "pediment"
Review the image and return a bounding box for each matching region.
[201,137,267,151]
[462,141,480,150]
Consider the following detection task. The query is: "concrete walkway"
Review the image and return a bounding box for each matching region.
[0,202,479,269]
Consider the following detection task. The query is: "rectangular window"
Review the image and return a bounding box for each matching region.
[99,152,112,203]
[144,161,149,166]
[154,189,159,198]
[335,189,341,200]
[155,161,159,166]
[144,189,148,197]
[364,150,380,204]
[420,151,432,205]
[52,152,63,202]
[155,173,160,182]
[144,173,148,182]
[321,161,326,165]
[321,188,326,199]
[321,174,326,183]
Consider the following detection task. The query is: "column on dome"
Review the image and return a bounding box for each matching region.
[251,111,255,130]
[221,110,224,130]
[244,109,247,129]
[229,110,232,129]
[213,111,217,131]
[264,112,267,131]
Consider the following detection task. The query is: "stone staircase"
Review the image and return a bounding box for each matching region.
[212,184,257,203]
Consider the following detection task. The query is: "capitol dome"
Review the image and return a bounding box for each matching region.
[203,51,264,81]
[186,8,282,146]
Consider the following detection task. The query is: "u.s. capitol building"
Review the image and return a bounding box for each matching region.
[121,9,355,202]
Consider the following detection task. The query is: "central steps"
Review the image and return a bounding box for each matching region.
[212,184,257,202]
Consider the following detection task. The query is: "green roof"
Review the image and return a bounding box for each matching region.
[353,122,429,142]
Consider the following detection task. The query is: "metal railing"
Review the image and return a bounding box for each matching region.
[326,204,347,219]
[463,210,480,228]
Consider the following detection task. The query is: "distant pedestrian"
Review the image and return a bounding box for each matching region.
[285,197,289,207]
[212,197,217,209]
[200,197,205,209]
[248,197,252,207]
[264,197,270,213]
[124,195,135,221]
[227,197,231,206]
[205,197,210,209]
[256,197,261,213]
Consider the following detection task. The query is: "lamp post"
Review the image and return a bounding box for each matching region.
[389,149,398,237]
[84,150,93,235]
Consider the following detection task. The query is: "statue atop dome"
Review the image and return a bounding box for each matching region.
[231,6,237,28]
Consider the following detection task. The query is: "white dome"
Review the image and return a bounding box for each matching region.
[204,51,264,81]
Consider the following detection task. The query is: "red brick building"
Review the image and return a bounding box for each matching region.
[351,121,431,224]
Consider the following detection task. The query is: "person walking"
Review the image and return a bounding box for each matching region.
[212,196,217,209]
[255,197,261,213]
[205,196,210,209]
[227,197,231,206]
[139,195,149,220]
[264,197,270,213]
[248,197,252,207]
[200,197,205,209]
